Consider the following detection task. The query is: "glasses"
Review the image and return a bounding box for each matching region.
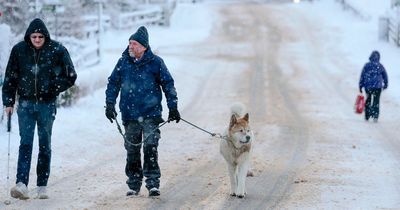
[31,35,44,39]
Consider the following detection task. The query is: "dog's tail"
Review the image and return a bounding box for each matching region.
[230,102,246,118]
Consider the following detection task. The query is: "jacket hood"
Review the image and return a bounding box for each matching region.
[24,18,51,44]
[369,51,380,62]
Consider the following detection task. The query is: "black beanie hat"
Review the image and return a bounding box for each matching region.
[129,26,149,48]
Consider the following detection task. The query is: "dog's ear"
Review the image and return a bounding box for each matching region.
[243,113,249,122]
[229,114,237,129]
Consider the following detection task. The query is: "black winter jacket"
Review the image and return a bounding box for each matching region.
[2,18,77,107]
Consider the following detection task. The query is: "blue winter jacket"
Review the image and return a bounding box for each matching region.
[359,51,388,91]
[105,47,178,122]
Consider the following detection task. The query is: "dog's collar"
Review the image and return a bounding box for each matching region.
[226,135,242,150]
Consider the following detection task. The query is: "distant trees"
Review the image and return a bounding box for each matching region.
[0,0,170,36]
[0,0,174,106]
[0,0,33,35]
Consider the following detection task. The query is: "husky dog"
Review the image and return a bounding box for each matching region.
[220,103,254,198]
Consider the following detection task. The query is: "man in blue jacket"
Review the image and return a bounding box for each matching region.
[105,26,180,197]
[2,18,77,199]
[359,50,388,122]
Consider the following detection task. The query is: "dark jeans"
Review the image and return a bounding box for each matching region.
[124,119,161,192]
[365,89,381,120]
[16,100,56,186]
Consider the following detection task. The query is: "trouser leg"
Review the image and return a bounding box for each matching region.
[16,102,36,186]
[36,102,56,186]
[365,90,373,120]
[142,119,161,190]
[370,89,381,119]
[124,121,143,191]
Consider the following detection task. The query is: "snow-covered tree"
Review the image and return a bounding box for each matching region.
[0,0,34,34]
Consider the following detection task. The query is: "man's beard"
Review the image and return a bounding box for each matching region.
[128,49,135,57]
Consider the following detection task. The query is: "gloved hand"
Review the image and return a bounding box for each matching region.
[383,85,388,90]
[359,87,362,93]
[168,109,181,123]
[105,103,117,123]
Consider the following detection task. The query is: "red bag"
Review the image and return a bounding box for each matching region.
[354,94,365,114]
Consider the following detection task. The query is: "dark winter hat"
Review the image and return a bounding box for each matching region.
[129,26,149,48]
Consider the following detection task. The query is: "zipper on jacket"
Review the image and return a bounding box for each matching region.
[35,65,38,103]
[33,49,41,103]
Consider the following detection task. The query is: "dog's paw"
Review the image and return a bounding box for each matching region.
[236,194,245,199]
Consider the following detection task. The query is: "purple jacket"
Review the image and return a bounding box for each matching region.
[359,51,388,91]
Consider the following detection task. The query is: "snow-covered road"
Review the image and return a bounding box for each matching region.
[1,1,400,209]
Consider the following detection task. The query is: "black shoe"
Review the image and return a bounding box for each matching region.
[126,190,139,196]
[149,188,160,197]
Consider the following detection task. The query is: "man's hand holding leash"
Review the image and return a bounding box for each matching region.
[168,109,181,123]
[105,103,117,123]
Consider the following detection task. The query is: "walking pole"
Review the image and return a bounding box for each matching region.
[4,112,11,205]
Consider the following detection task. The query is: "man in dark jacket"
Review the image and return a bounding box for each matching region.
[105,26,180,197]
[359,50,388,122]
[2,18,77,199]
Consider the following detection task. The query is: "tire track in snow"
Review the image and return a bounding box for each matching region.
[215,4,310,209]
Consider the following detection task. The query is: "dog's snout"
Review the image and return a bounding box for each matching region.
[246,135,251,141]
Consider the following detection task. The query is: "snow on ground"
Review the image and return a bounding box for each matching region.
[0,1,215,203]
[312,0,400,119]
[282,0,400,208]
[1,0,400,208]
